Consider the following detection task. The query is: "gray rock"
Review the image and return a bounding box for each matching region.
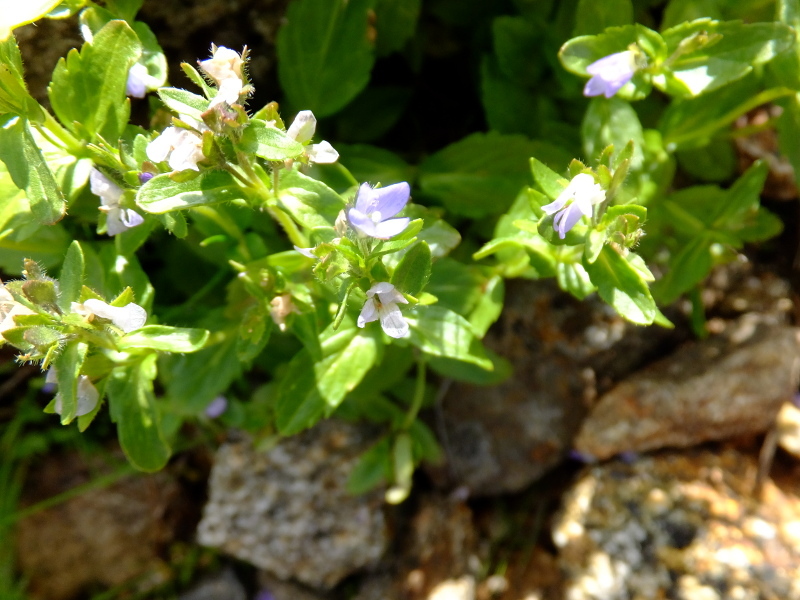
[196,420,387,589]
[553,448,800,600]
[436,280,679,495]
[178,568,247,600]
[574,314,800,460]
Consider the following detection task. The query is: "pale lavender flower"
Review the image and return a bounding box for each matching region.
[541,173,605,239]
[90,169,144,236]
[205,395,228,418]
[71,298,147,333]
[286,110,339,164]
[126,63,149,98]
[358,282,409,339]
[348,182,410,239]
[583,50,637,98]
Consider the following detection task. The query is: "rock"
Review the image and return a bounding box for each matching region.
[196,420,387,589]
[255,572,330,600]
[574,314,800,460]
[427,576,476,600]
[15,451,193,600]
[354,493,478,600]
[553,447,800,600]
[178,568,247,600]
[435,280,682,495]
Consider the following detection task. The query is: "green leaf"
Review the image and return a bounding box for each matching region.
[53,341,88,424]
[387,432,414,503]
[117,325,209,352]
[468,274,504,337]
[428,347,511,385]
[107,355,171,472]
[652,235,713,304]
[0,115,66,225]
[0,36,43,120]
[58,240,85,311]
[493,16,544,86]
[48,20,141,141]
[659,19,795,97]
[136,170,241,213]
[573,0,633,36]
[406,306,492,368]
[530,156,567,200]
[237,120,305,161]
[277,0,375,117]
[391,241,432,297]
[157,88,209,120]
[276,324,379,435]
[583,245,656,324]
[374,0,420,56]
[419,133,570,218]
[347,437,392,494]
[557,260,596,300]
[278,169,346,228]
[582,97,644,171]
[336,144,415,185]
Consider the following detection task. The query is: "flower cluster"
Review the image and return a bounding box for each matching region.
[198,46,246,107]
[146,114,208,172]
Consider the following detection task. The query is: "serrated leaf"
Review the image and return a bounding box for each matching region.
[278,169,346,228]
[53,341,88,424]
[48,20,141,141]
[107,355,170,472]
[237,120,305,161]
[0,0,61,40]
[0,115,66,225]
[58,241,85,311]
[583,245,656,324]
[157,87,209,120]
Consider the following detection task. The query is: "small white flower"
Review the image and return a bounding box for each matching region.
[198,46,244,84]
[286,110,339,164]
[71,298,147,333]
[89,169,144,236]
[146,116,207,172]
[47,368,100,417]
[199,46,246,108]
[583,50,638,98]
[541,173,606,239]
[358,282,409,339]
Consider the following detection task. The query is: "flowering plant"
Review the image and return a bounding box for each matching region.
[0,0,793,503]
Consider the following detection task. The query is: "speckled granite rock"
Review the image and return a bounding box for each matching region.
[574,314,800,460]
[196,421,387,589]
[435,279,682,495]
[553,448,800,600]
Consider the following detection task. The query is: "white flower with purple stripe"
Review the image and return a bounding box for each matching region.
[90,169,144,236]
[583,50,637,98]
[348,182,410,239]
[541,173,605,239]
[357,282,409,339]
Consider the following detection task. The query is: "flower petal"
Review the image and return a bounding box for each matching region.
[378,303,409,338]
[373,217,410,239]
[89,169,123,207]
[83,299,147,332]
[357,297,379,327]
[541,196,568,215]
[354,182,379,214]
[348,207,379,237]
[287,110,317,143]
[371,182,410,219]
[307,140,338,164]
[126,63,149,98]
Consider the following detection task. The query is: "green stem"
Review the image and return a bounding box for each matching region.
[402,358,427,430]
[37,110,84,156]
